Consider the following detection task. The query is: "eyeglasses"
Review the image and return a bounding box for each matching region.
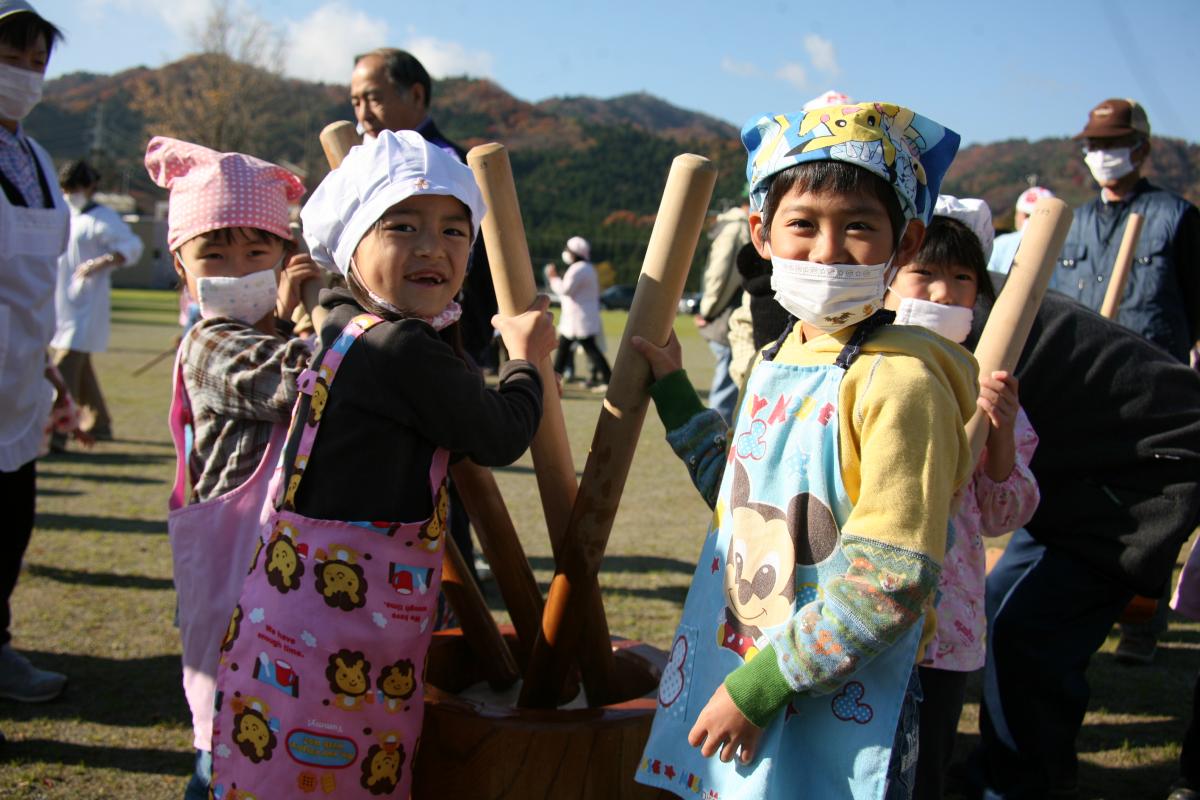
[1081,137,1143,154]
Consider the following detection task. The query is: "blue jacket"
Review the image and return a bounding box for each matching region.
[1052,178,1200,363]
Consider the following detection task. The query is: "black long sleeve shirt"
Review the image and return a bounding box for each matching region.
[286,290,542,523]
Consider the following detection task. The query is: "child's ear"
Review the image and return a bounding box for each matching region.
[895,218,926,267]
[749,211,770,260]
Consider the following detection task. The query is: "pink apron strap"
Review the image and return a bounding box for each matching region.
[167,349,191,512]
[278,313,383,507]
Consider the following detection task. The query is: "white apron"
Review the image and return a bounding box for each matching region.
[0,136,69,472]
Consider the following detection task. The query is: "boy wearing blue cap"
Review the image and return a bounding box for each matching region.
[632,103,977,799]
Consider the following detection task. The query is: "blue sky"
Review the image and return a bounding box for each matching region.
[35,0,1200,146]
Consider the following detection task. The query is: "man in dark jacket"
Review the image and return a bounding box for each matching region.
[1053,98,1200,664]
[1053,98,1199,365]
[966,284,1200,799]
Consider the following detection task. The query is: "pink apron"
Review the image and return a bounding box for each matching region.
[211,313,450,799]
[168,351,287,751]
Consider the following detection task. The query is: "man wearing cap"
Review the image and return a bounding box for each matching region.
[1054,99,1200,366]
[988,186,1055,275]
[1053,99,1200,667]
[0,0,69,704]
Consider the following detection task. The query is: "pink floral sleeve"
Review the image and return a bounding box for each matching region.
[973,405,1040,537]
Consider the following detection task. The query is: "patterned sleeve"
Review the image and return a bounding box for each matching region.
[726,354,969,726]
[181,318,312,423]
[649,369,730,510]
[973,405,1040,537]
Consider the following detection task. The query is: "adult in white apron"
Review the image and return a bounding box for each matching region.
[50,159,144,446]
[0,0,69,703]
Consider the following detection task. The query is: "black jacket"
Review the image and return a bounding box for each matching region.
[972,283,1200,594]
[282,290,542,523]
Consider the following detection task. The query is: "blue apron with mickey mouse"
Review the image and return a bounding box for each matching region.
[637,315,922,799]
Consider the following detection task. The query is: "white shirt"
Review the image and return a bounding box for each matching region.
[51,204,144,352]
[549,260,602,339]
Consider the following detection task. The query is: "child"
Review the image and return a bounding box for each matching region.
[632,102,976,799]
[145,136,323,800]
[209,129,555,799]
[882,210,1040,800]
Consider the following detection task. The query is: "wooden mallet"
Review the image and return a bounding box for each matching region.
[1099,212,1144,320]
[466,142,614,684]
[966,197,1073,462]
[520,154,718,708]
[316,120,520,685]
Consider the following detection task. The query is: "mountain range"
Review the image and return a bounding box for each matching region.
[25,57,1200,283]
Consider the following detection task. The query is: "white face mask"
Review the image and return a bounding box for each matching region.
[65,192,89,212]
[892,295,974,343]
[0,62,44,121]
[561,250,575,266]
[1084,147,1136,184]
[190,263,280,325]
[767,228,905,333]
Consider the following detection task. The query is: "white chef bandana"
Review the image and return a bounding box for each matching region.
[933,194,994,261]
[300,129,486,276]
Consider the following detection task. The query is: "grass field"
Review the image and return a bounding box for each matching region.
[1,288,1195,799]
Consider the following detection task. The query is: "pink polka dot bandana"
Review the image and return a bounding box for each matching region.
[144,136,306,250]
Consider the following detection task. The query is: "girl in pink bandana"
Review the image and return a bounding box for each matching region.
[146,136,327,800]
[208,129,555,799]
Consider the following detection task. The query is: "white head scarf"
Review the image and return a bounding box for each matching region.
[300,129,486,275]
[933,195,994,261]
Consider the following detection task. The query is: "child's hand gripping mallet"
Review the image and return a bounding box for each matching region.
[977,198,1071,575]
[977,198,1072,575]
[466,142,613,676]
[967,196,1073,462]
[318,120,520,687]
[519,154,718,708]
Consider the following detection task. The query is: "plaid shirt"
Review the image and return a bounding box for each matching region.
[180,317,312,502]
[0,124,46,207]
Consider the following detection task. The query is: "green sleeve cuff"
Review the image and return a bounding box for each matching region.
[723,643,795,728]
[648,369,706,432]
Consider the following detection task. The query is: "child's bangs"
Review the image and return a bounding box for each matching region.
[917,216,996,303]
[369,193,474,238]
[763,162,905,244]
[195,227,289,247]
[0,12,63,55]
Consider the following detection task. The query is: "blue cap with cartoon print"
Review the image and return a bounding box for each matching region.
[741,102,960,224]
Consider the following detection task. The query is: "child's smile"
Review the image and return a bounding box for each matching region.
[352,194,472,319]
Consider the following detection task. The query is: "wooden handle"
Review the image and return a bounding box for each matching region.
[441,534,520,689]
[319,121,361,169]
[1099,212,1144,320]
[966,197,1073,462]
[466,143,615,687]
[466,143,580,555]
[449,460,544,666]
[520,154,718,708]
